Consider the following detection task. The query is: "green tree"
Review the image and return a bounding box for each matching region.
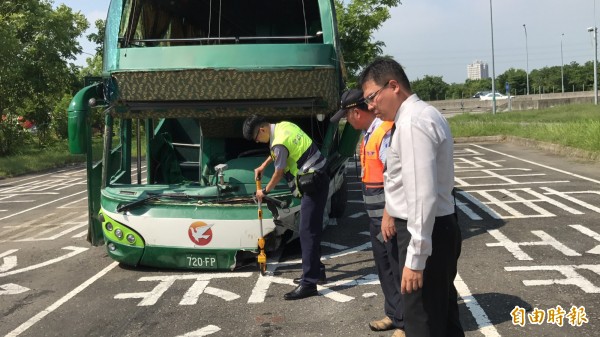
[51,93,73,139]
[446,83,466,100]
[497,68,527,95]
[335,0,401,87]
[79,19,105,78]
[0,0,88,152]
[411,76,449,101]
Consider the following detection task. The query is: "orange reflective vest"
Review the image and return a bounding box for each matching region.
[360,120,394,218]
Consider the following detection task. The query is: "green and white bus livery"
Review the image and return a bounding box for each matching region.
[68,0,360,270]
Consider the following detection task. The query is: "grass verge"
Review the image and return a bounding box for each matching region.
[449,104,600,154]
[0,138,104,178]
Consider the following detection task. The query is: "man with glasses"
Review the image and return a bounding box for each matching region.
[359,57,464,337]
[242,114,328,300]
[330,89,405,337]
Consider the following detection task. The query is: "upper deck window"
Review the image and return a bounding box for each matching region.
[119,0,323,47]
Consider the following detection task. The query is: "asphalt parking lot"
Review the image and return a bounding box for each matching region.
[1,141,599,337]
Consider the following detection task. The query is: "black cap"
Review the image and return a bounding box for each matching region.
[242,114,266,141]
[330,89,366,122]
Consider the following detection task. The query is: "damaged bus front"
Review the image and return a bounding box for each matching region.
[68,0,360,270]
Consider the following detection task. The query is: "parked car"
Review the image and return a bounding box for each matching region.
[480,92,514,100]
[471,91,490,98]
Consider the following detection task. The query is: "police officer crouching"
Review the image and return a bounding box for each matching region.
[243,115,329,300]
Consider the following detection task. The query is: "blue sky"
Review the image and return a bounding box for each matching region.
[59,0,598,84]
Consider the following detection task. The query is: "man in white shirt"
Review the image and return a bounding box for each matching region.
[359,57,464,337]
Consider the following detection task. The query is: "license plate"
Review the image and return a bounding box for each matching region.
[186,254,217,269]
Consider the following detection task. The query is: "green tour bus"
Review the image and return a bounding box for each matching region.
[68,0,360,271]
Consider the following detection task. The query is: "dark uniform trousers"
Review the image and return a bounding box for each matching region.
[395,214,464,337]
[370,217,404,329]
[299,173,329,286]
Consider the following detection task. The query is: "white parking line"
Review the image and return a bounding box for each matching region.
[471,144,600,185]
[0,190,86,221]
[4,262,118,337]
[455,273,501,337]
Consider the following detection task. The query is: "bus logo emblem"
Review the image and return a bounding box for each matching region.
[188,221,213,246]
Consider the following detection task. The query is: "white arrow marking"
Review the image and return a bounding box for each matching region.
[0,283,30,295]
[0,256,17,273]
[0,249,19,273]
[0,246,88,278]
[176,325,221,337]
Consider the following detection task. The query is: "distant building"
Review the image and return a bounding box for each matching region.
[467,60,489,80]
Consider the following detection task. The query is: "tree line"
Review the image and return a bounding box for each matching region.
[411,61,599,101]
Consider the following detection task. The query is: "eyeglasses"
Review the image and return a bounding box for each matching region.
[364,81,390,104]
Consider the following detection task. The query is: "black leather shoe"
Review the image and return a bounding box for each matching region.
[292,276,326,285]
[284,284,318,300]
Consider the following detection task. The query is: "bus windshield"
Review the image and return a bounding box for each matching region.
[119,0,324,47]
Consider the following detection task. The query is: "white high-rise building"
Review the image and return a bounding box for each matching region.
[467,61,489,80]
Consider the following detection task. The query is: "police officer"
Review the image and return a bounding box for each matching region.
[330,90,405,337]
[243,115,329,300]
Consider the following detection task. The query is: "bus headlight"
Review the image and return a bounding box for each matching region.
[108,243,116,251]
[105,223,113,231]
[115,229,123,239]
[126,234,135,244]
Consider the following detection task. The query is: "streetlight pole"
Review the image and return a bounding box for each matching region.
[490,0,496,114]
[561,33,565,93]
[589,26,598,105]
[523,24,529,95]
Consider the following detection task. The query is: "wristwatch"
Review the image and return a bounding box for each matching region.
[262,188,268,195]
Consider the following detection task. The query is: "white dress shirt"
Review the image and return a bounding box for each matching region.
[384,94,455,270]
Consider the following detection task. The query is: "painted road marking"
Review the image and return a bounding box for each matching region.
[349,211,366,218]
[0,283,30,295]
[505,264,600,293]
[114,273,253,306]
[0,246,88,278]
[0,249,19,273]
[249,241,373,304]
[487,229,581,261]
[569,225,600,254]
[454,156,505,169]
[461,188,583,219]
[470,144,600,185]
[4,262,118,337]
[541,187,600,214]
[16,222,87,241]
[176,325,221,337]
[455,273,501,337]
[58,197,88,209]
[2,212,82,242]
[0,190,87,221]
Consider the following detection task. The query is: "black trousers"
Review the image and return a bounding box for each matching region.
[370,218,404,329]
[299,173,329,286]
[395,214,464,337]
